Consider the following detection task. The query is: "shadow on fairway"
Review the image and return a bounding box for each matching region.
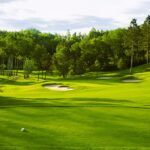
[0,95,150,149]
[0,96,149,110]
[0,78,35,86]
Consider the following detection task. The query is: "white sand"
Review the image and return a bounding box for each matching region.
[96,77,112,80]
[44,84,74,91]
[122,80,142,83]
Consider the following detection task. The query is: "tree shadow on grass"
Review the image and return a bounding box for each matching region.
[46,78,122,86]
[0,99,150,149]
[0,78,36,86]
[0,96,150,148]
[0,96,149,110]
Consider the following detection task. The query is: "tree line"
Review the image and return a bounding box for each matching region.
[0,16,150,78]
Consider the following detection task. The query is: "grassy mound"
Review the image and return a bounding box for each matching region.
[121,75,138,80]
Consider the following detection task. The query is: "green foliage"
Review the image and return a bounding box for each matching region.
[117,58,127,70]
[7,55,13,76]
[54,44,71,78]
[0,16,150,78]
[141,15,150,64]
[124,19,141,73]
[23,58,35,78]
[0,64,6,70]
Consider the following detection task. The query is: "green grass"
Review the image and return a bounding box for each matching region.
[0,65,150,150]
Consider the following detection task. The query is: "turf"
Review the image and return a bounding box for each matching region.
[0,65,150,150]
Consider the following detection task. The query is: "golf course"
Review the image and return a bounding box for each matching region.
[0,4,150,148]
[0,64,150,150]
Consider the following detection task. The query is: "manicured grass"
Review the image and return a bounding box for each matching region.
[0,65,150,150]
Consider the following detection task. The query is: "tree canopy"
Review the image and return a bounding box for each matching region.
[0,16,150,78]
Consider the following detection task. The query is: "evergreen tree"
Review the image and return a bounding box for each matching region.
[142,15,150,64]
[124,19,140,73]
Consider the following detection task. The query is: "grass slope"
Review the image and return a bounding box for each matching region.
[0,65,150,150]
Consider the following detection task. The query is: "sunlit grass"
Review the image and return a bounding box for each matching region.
[0,65,150,149]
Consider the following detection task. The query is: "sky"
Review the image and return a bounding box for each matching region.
[0,0,149,34]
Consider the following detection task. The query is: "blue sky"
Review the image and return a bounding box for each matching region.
[0,0,149,33]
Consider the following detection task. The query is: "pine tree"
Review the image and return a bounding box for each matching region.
[125,19,140,73]
[142,15,150,64]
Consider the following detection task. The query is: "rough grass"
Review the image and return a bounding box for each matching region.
[0,65,150,150]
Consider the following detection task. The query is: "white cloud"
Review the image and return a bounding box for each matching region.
[0,0,149,33]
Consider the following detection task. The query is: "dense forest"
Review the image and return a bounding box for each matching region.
[0,16,150,78]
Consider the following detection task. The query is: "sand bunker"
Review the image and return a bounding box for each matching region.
[97,77,112,80]
[122,80,142,83]
[44,84,74,91]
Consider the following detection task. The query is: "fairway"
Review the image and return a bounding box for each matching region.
[0,66,150,150]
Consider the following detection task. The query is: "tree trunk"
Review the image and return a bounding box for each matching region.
[2,58,5,76]
[147,35,149,64]
[38,70,40,80]
[44,70,47,80]
[146,26,149,64]
[130,54,133,74]
[16,58,19,76]
[130,42,134,74]
[42,70,44,79]
[147,48,149,64]
[7,55,13,76]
